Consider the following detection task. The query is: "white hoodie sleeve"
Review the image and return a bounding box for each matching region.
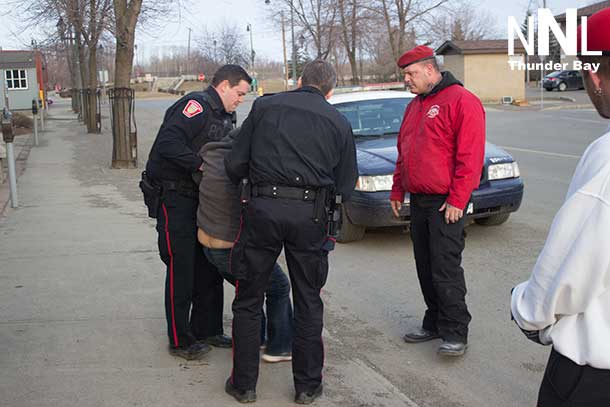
[511,190,610,332]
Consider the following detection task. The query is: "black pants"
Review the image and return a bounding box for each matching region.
[538,348,610,406]
[156,189,224,347]
[409,194,471,342]
[230,197,329,393]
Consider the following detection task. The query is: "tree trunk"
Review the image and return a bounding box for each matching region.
[111,0,143,169]
[86,48,98,133]
[77,35,89,125]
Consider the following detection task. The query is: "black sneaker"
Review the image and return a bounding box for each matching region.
[168,342,211,360]
[225,377,256,403]
[203,334,232,348]
[295,384,323,405]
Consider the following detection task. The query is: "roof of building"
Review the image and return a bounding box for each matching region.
[436,40,526,55]
[555,0,610,22]
[0,50,37,69]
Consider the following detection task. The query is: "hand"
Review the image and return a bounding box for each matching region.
[390,200,402,218]
[439,201,463,224]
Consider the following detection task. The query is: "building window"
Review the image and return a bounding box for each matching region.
[5,69,28,90]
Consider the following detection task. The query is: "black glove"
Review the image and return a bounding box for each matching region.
[510,289,544,345]
[519,327,543,345]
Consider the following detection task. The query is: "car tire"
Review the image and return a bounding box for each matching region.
[336,207,366,243]
[474,213,510,226]
[558,82,567,91]
[545,87,553,91]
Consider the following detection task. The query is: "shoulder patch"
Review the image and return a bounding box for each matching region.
[182,100,204,118]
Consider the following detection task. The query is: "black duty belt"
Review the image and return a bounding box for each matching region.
[252,185,317,201]
[159,179,199,197]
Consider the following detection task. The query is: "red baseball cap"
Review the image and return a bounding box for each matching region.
[397,45,435,68]
[577,7,610,55]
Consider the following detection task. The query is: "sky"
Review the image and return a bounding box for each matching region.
[0,0,598,63]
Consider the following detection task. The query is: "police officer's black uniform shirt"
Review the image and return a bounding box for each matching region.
[225,86,358,200]
[146,86,233,183]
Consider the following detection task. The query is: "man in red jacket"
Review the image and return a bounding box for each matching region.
[390,45,485,356]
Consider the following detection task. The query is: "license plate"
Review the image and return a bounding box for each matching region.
[466,202,474,214]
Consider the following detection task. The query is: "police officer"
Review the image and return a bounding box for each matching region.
[145,65,251,360]
[224,60,357,404]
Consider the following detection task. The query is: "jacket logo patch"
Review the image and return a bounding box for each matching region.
[182,100,203,118]
[427,105,440,119]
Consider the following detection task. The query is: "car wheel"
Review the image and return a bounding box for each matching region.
[474,213,510,226]
[545,87,553,91]
[336,207,366,243]
[558,82,567,91]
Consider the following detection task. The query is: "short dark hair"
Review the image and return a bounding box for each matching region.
[416,56,440,72]
[579,56,610,79]
[301,59,337,95]
[211,64,252,87]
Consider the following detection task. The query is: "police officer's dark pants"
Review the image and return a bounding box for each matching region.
[538,348,610,406]
[230,197,328,393]
[410,194,471,343]
[156,189,224,347]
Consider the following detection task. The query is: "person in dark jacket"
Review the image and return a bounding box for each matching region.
[145,65,251,360]
[196,129,294,364]
[390,46,485,357]
[223,60,358,404]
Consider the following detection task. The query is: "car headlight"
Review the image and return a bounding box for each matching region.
[355,175,394,192]
[488,162,520,180]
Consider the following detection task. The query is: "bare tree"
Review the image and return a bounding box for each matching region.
[337,0,362,84]
[109,0,142,168]
[367,0,448,79]
[196,23,249,67]
[290,0,338,59]
[425,1,498,42]
[76,0,113,133]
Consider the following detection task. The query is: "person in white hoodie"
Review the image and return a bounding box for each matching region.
[510,7,610,406]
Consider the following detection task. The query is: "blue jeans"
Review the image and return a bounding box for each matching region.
[203,247,293,354]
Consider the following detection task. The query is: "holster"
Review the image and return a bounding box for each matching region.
[239,178,251,206]
[139,171,162,218]
[312,188,328,224]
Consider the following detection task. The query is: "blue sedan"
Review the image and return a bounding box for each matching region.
[329,91,524,242]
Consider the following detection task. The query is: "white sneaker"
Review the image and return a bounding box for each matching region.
[262,352,292,363]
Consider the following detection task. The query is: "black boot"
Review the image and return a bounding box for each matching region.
[225,377,256,403]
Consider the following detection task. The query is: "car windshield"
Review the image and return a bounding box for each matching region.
[546,71,563,78]
[335,97,412,138]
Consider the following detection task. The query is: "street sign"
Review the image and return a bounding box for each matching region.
[198,73,205,81]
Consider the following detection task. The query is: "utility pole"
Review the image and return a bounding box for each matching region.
[247,24,255,73]
[290,0,297,86]
[281,12,288,91]
[187,27,192,74]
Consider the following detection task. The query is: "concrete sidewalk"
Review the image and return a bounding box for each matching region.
[0,101,342,407]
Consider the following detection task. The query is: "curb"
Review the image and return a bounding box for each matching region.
[541,103,594,111]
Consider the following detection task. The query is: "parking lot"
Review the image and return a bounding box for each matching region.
[2,94,606,407]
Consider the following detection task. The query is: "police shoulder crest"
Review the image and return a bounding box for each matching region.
[182,100,204,118]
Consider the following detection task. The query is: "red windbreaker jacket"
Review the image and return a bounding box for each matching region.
[390,73,486,210]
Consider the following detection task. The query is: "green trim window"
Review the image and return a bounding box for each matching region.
[5,69,28,90]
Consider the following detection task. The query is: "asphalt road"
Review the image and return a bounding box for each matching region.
[111,95,608,407]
